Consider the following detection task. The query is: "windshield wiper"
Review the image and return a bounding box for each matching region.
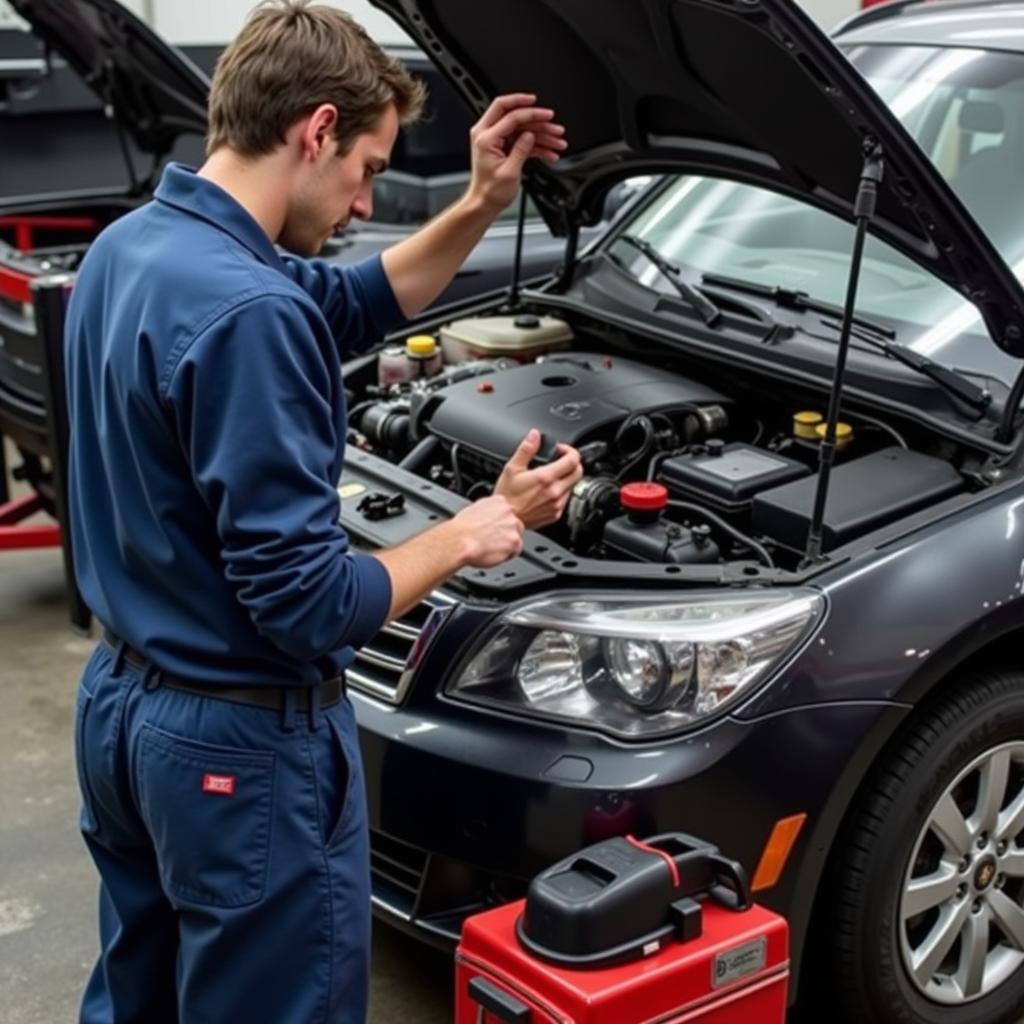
[817,316,991,414]
[617,234,721,326]
[701,271,894,339]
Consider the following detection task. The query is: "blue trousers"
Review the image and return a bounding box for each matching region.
[74,643,371,1024]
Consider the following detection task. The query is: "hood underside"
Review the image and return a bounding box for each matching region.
[9,0,209,160]
[370,0,1024,356]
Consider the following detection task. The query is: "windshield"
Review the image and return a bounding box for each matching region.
[614,45,1024,384]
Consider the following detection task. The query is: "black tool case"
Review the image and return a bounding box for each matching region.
[515,832,749,968]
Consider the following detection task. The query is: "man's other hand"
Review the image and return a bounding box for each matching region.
[450,495,525,567]
[494,429,583,530]
[467,94,568,212]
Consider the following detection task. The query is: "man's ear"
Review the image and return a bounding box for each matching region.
[300,103,339,161]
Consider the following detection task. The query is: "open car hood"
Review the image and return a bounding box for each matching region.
[9,0,209,160]
[370,0,1024,355]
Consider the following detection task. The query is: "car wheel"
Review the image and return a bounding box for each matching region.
[832,668,1024,1024]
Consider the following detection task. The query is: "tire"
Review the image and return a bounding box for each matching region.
[832,668,1024,1024]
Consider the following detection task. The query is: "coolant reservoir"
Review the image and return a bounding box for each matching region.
[405,334,443,378]
[440,313,573,363]
[793,411,823,439]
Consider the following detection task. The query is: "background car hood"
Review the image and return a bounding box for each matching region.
[370,0,1024,356]
[9,0,208,160]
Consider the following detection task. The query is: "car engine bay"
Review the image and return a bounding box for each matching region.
[342,310,975,576]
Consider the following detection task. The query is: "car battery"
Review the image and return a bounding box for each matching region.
[455,833,788,1024]
[659,441,809,519]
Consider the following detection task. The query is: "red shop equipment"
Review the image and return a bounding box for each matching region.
[455,833,788,1024]
[0,265,90,630]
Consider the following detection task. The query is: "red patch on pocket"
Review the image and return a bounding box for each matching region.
[202,773,236,796]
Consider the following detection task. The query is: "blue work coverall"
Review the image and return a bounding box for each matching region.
[65,162,404,1023]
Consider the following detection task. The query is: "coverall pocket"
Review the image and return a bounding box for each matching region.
[73,688,100,836]
[321,713,352,849]
[137,725,276,908]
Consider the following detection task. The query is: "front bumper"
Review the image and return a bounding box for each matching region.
[353,686,898,961]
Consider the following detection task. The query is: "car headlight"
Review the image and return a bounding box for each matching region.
[446,590,824,739]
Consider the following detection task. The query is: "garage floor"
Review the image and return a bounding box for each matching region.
[0,446,451,1024]
[0,546,452,1023]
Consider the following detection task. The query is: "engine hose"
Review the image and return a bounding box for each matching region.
[666,500,775,568]
[856,413,908,449]
[614,416,655,482]
[646,450,678,482]
[466,481,492,501]
[614,413,654,460]
[450,443,464,493]
[397,435,441,474]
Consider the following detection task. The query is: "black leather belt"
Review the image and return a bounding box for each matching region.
[101,630,344,711]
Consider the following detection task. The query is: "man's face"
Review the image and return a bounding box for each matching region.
[281,103,399,256]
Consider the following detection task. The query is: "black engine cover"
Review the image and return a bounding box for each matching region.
[420,354,730,462]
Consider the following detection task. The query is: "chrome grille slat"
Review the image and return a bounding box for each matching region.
[345,666,399,701]
[356,647,407,673]
[381,620,420,641]
[347,591,454,705]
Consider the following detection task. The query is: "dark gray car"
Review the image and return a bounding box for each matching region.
[320,1,1024,1022]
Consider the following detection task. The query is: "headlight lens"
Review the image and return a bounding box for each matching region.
[447,590,824,738]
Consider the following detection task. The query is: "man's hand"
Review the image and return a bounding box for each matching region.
[380,94,566,317]
[449,494,525,567]
[467,94,568,213]
[494,429,584,530]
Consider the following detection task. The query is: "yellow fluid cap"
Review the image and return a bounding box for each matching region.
[793,410,823,439]
[815,421,854,447]
[406,334,438,356]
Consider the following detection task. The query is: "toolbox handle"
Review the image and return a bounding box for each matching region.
[467,977,532,1023]
[707,854,752,911]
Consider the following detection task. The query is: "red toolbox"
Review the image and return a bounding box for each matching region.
[455,833,789,1024]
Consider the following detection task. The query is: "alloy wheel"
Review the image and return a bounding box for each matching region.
[899,741,1024,1005]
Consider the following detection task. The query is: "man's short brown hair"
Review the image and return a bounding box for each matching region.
[207,0,425,157]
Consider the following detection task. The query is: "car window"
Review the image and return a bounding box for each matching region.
[614,45,1024,384]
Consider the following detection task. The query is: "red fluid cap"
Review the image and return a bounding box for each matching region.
[620,482,668,511]
[477,380,494,393]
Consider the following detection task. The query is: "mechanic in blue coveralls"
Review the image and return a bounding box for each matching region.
[64,3,581,1022]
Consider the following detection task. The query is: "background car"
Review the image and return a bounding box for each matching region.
[0,9,634,307]
[318,1,1024,1023]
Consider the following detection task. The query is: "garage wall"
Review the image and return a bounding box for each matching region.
[150,0,413,46]
[0,0,864,41]
[0,1,146,29]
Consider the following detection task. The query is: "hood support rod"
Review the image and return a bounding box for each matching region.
[554,219,581,292]
[802,141,885,566]
[507,188,529,309]
[997,364,1024,443]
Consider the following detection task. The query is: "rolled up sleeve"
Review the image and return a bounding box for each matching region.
[165,294,392,663]
[280,253,406,355]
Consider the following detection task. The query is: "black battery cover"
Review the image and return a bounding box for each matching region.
[751,446,964,550]
[660,443,809,515]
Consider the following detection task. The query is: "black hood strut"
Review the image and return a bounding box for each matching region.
[803,140,885,566]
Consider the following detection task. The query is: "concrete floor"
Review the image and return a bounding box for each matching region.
[0,542,451,1023]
